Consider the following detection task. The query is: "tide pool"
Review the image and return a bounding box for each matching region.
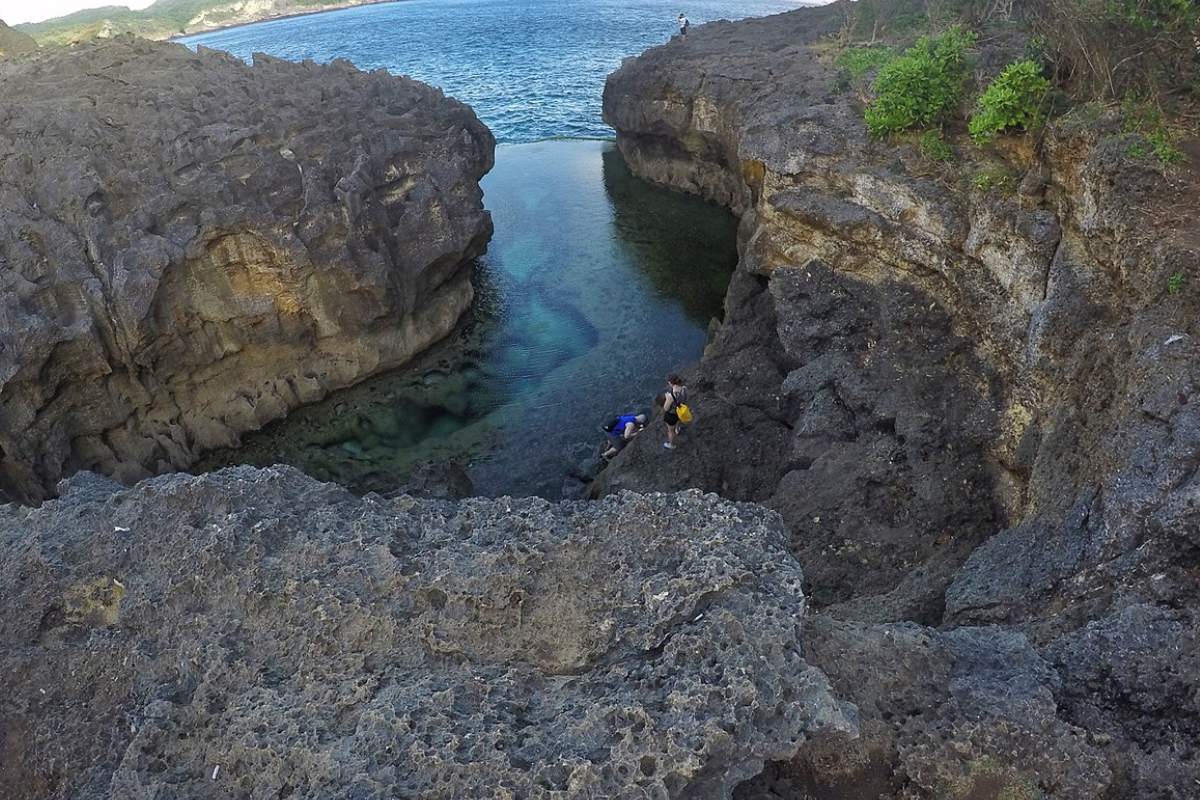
[183,0,795,496]
[198,140,739,498]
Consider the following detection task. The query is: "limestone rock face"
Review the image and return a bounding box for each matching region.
[597,12,1008,615]
[0,466,854,800]
[601,5,1200,796]
[0,37,494,505]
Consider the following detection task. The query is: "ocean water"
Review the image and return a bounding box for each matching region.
[180,0,808,143]
[185,0,804,498]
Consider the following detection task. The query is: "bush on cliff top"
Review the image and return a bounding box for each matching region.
[865,26,978,136]
[968,59,1051,143]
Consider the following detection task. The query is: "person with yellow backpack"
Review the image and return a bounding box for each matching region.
[658,373,691,450]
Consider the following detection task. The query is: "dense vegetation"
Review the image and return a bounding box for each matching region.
[863,26,977,136]
[967,59,1050,144]
[834,0,1197,166]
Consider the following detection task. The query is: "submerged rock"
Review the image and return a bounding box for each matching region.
[0,466,854,799]
[0,36,494,505]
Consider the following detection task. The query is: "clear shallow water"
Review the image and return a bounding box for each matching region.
[186,0,805,497]
[179,0,807,143]
[199,141,739,498]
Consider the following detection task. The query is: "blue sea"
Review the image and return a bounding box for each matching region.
[185,0,808,498]
[181,0,810,143]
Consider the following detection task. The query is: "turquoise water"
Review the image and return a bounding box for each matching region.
[185,0,804,497]
[201,141,738,498]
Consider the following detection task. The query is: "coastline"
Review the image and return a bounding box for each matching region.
[168,0,403,43]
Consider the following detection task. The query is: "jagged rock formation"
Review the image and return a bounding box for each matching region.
[0,36,494,506]
[0,466,855,799]
[0,19,38,55]
[600,4,1200,797]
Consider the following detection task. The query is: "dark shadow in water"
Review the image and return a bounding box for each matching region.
[197,140,738,499]
[601,146,739,325]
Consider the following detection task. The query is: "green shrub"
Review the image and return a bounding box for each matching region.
[968,60,1051,144]
[865,26,978,137]
[1168,270,1187,294]
[1147,128,1184,165]
[1125,139,1149,159]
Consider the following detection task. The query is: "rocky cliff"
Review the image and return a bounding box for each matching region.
[600,3,1200,797]
[4,4,1200,799]
[0,466,856,799]
[0,36,493,506]
[179,0,394,37]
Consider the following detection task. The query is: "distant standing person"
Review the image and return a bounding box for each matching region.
[660,373,689,450]
[678,13,689,40]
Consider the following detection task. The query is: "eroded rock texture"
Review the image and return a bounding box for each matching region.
[600,4,1200,796]
[0,36,494,505]
[0,466,854,799]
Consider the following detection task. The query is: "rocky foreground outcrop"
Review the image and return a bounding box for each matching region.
[0,36,494,506]
[0,466,856,799]
[600,3,1200,797]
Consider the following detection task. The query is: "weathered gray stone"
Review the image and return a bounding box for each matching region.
[5,4,1200,798]
[0,37,494,505]
[0,466,854,799]
[771,618,1111,799]
[1044,603,1200,797]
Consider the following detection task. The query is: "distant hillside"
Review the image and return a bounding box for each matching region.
[14,0,394,44]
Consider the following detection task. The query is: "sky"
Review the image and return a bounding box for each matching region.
[0,0,157,26]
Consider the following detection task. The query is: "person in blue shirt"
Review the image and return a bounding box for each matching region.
[601,413,647,459]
